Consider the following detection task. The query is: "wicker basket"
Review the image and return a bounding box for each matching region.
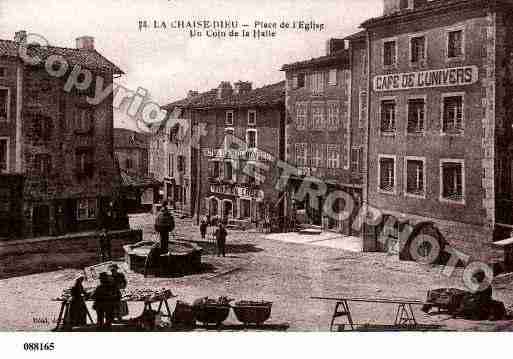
[193,304,231,325]
[233,301,272,325]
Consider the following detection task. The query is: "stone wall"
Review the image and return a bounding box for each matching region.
[0,229,142,279]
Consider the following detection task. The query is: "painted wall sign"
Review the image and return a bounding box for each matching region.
[203,148,275,162]
[373,66,479,92]
[210,183,264,200]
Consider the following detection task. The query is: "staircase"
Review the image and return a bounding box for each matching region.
[298,224,322,235]
[226,218,253,231]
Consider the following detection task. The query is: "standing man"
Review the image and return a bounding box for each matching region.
[110,264,128,321]
[154,200,175,254]
[215,222,228,257]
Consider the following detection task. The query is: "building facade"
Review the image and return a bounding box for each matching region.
[281,39,365,235]
[0,31,124,239]
[148,111,194,215]
[162,81,286,225]
[361,0,513,261]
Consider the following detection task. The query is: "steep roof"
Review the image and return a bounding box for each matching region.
[163,81,285,111]
[281,49,350,72]
[0,39,124,74]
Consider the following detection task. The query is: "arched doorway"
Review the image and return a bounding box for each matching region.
[208,197,219,217]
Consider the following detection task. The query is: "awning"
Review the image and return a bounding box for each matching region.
[120,170,161,189]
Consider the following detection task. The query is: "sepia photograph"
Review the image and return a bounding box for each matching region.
[1,0,513,357]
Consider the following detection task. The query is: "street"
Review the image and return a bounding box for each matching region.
[1,213,512,331]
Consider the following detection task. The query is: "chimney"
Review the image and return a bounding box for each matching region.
[14,30,27,43]
[325,38,346,55]
[217,81,233,99]
[187,90,199,98]
[234,81,252,95]
[76,36,95,50]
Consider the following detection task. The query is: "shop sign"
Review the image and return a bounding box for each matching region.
[210,184,264,200]
[203,148,274,161]
[373,66,478,92]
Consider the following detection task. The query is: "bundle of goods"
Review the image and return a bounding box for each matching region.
[422,287,506,320]
[232,300,273,325]
[128,309,162,331]
[122,288,176,302]
[192,296,233,325]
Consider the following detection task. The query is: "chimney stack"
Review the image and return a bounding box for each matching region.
[234,81,252,95]
[187,90,199,98]
[76,36,95,50]
[217,81,233,99]
[14,30,27,43]
[325,38,346,55]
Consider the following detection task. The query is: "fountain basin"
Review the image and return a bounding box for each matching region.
[124,240,202,276]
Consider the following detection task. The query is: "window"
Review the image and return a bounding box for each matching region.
[0,68,6,78]
[246,129,257,149]
[297,73,306,88]
[0,138,8,173]
[326,144,340,169]
[350,147,363,173]
[442,95,463,134]
[380,99,396,134]
[0,88,9,121]
[311,103,325,129]
[168,154,174,177]
[311,144,324,168]
[328,69,338,86]
[359,90,367,128]
[447,30,463,59]
[32,114,52,142]
[379,156,396,193]
[248,110,257,126]
[177,155,186,173]
[34,154,52,175]
[225,110,234,126]
[440,160,464,203]
[295,143,307,167]
[411,36,426,64]
[296,102,308,130]
[209,160,221,179]
[327,102,339,129]
[310,72,324,94]
[224,161,233,181]
[407,98,425,134]
[76,148,94,177]
[75,107,94,132]
[405,158,425,197]
[383,40,396,67]
[77,198,96,220]
[399,0,409,9]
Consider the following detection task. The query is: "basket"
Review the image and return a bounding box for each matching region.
[193,304,231,325]
[233,301,272,325]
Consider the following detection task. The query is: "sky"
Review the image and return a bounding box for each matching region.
[0,0,382,130]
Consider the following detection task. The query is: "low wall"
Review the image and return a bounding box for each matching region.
[0,229,143,279]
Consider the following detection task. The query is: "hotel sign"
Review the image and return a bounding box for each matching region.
[373,66,479,92]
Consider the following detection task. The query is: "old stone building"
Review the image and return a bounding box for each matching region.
[0,31,124,238]
[281,39,365,235]
[161,81,286,226]
[360,0,513,261]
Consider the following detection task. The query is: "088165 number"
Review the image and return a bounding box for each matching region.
[23,343,55,351]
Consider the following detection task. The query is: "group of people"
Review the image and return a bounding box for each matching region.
[68,264,128,330]
[200,215,228,257]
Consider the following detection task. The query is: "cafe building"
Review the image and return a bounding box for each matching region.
[361,0,513,261]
